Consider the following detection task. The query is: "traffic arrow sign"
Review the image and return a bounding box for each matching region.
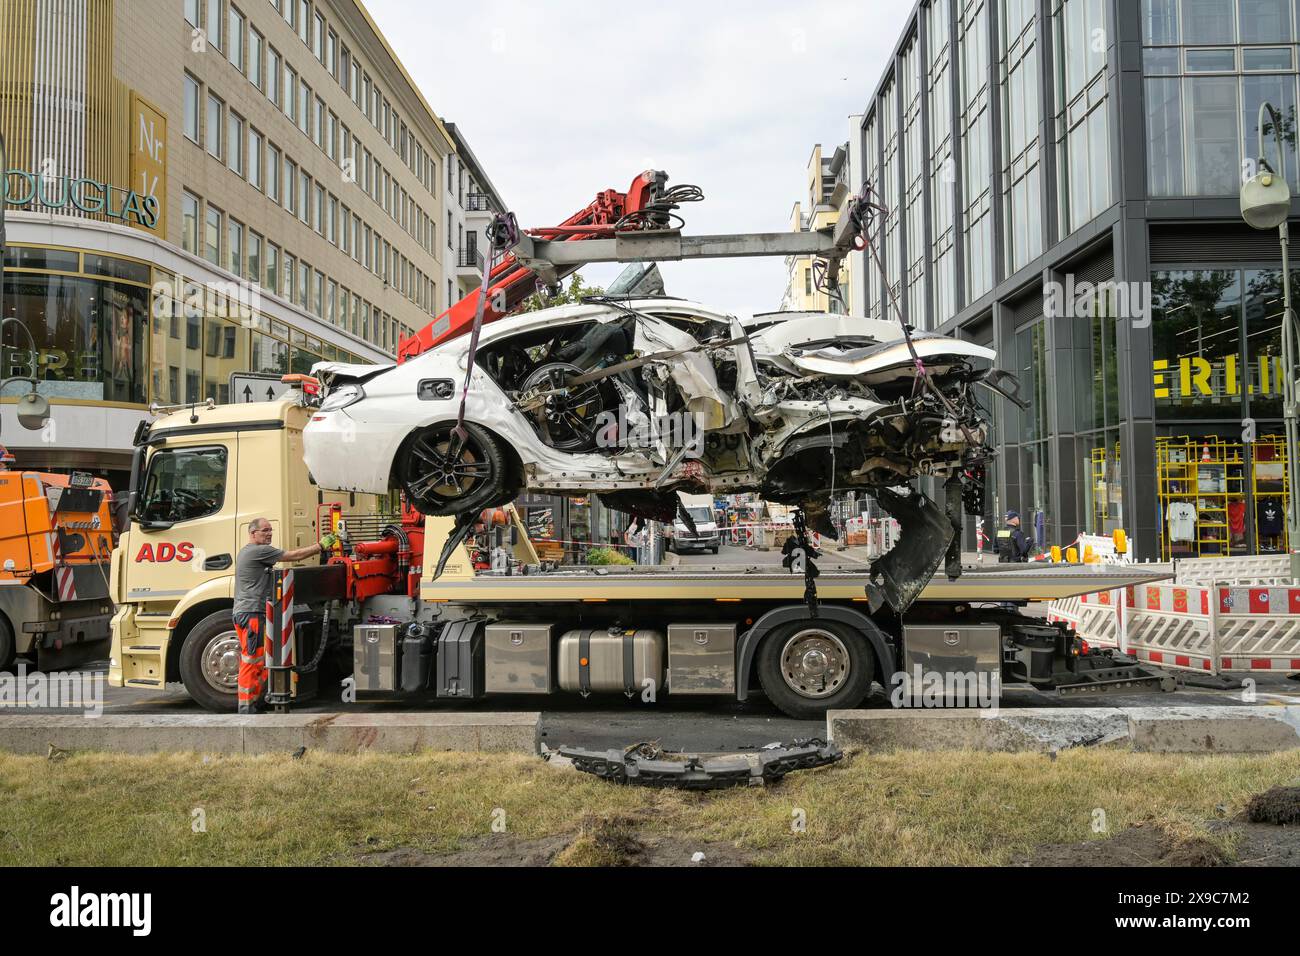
[229,372,291,405]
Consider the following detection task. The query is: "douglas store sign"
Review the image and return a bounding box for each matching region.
[2,169,160,229]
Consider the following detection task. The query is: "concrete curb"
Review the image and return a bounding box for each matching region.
[827,705,1300,754]
[0,712,541,755]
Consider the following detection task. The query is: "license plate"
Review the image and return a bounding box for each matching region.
[69,471,94,488]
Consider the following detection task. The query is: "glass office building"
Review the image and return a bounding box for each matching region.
[850,0,1298,559]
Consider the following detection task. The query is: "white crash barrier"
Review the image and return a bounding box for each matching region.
[1049,579,1300,676]
[1172,553,1296,587]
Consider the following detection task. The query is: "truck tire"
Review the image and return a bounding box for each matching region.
[0,615,14,673]
[178,610,242,713]
[756,619,875,720]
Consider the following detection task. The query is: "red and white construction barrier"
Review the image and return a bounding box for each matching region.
[1050,572,1300,676]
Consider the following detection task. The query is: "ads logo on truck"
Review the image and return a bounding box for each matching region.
[134,542,195,562]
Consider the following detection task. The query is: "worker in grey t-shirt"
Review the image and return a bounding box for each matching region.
[233,517,337,713]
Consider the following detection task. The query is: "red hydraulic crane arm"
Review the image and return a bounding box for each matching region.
[395,171,667,364]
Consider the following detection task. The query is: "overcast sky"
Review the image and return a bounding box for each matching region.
[364,0,913,316]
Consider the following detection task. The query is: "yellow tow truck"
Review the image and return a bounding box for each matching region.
[111,383,1178,717]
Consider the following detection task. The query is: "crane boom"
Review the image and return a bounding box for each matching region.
[396,169,864,364]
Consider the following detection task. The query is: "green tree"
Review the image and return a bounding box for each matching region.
[517,272,604,313]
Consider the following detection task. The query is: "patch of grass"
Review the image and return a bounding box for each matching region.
[1,748,1297,866]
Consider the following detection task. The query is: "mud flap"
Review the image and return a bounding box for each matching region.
[865,486,956,615]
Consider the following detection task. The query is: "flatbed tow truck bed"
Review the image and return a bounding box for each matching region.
[418,563,1164,604]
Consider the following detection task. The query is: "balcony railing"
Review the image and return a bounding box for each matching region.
[457,246,485,271]
[466,192,492,212]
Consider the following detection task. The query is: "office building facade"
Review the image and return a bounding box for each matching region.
[0,0,497,481]
[848,0,1297,559]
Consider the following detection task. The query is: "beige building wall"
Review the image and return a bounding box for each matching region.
[112,0,457,359]
[781,142,850,314]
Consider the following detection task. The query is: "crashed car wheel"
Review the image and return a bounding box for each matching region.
[398,421,511,516]
[756,620,875,719]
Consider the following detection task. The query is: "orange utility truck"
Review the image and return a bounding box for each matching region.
[0,447,116,671]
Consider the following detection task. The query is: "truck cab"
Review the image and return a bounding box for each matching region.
[109,395,376,710]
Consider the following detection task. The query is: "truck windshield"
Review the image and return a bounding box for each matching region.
[686,507,713,524]
[139,447,228,524]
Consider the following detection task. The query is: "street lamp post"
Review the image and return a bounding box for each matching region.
[0,135,51,432]
[1240,102,1300,580]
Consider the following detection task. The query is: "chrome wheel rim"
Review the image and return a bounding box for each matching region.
[779,628,850,699]
[202,630,241,692]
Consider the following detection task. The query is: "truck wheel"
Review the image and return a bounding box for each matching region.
[178,610,241,713]
[0,616,14,672]
[756,620,874,720]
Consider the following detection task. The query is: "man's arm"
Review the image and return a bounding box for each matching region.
[278,542,321,563]
[277,531,339,564]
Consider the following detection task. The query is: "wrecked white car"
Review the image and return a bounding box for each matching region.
[303,297,1016,610]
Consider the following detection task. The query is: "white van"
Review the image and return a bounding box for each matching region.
[664,493,720,555]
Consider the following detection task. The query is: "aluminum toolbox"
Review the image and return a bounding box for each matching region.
[667,623,736,694]
[557,628,665,695]
[353,623,400,691]
[901,624,1001,702]
[437,620,484,698]
[485,623,553,694]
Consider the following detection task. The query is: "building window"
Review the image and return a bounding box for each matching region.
[182,191,200,253]
[1000,0,1043,274]
[265,242,279,294]
[249,26,263,90]
[298,80,311,136]
[267,143,280,200]
[206,0,222,51]
[183,74,201,143]
[297,0,309,45]
[299,173,311,225]
[227,217,243,276]
[283,158,296,213]
[1141,0,1299,197]
[284,65,297,122]
[1151,269,1244,419]
[247,231,261,283]
[185,0,200,27]
[296,259,309,309]
[314,96,325,149]
[227,110,245,176]
[228,5,244,73]
[314,182,325,235]
[205,204,223,265]
[313,270,324,317]
[1053,0,1110,234]
[282,252,295,300]
[267,46,280,107]
[312,11,324,59]
[248,128,262,190]
[206,92,223,160]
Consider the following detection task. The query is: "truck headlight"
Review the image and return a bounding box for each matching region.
[320,383,365,412]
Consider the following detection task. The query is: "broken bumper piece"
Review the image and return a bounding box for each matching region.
[557,739,843,789]
[865,486,956,615]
